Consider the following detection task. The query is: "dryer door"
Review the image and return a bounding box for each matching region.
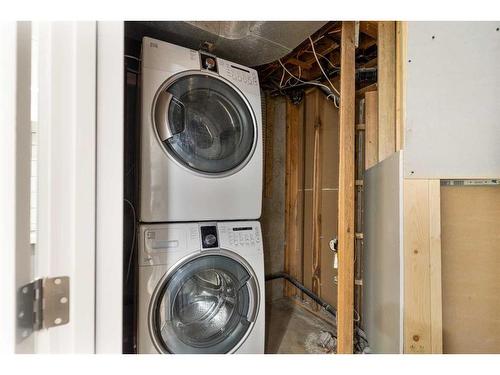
[153,72,257,176]
[149,251,259,354]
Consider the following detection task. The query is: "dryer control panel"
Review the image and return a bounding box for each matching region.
[218,59,259,89]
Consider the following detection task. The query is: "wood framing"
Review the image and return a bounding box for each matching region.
[395,21,407,151]
[364,90,378,170]
[284,100,302,297]
[359,21,378,40]
[355,82,377,97]
[403,179,443,354]
[337,21,356,354]
[377,21,396,161]
[428,181,443,353]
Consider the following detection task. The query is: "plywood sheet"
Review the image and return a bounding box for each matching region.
[441,185,500,353]
[320,190,338,307]
[404,22,500,178]
[363,151,403,353]
[301,89,339,308]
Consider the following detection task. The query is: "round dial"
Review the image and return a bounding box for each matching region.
[205,57,216,69]
[204,234,217,247]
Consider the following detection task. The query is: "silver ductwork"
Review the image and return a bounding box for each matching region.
[127,21,327,67]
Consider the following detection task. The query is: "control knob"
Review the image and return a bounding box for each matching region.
[204,233,217,247]
[205,57,216,69]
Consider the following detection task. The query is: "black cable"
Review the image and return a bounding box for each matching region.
[265,271,369,349]
[265,272,337,319]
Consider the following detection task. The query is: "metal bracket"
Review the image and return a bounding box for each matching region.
[16,276,70,342]
[329,238,338,252]
[441,179,499,187]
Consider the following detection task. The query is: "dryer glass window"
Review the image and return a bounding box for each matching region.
[150,254,259,354]
[154,74,256,175]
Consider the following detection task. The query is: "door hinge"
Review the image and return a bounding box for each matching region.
[17,276,70,342]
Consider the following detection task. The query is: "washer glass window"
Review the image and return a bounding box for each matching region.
[150,254,259,354]
[153,73,256,175]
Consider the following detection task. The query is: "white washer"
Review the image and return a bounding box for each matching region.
[140,37,263,222]
[137,221,265,354]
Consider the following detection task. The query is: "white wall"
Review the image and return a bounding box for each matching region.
[363,151,403,353]
[404,22,500,179]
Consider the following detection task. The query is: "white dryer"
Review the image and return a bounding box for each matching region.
[140,37,263,222]
[137,221,265,354]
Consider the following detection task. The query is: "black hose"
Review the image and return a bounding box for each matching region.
[265,272,337,319]
[265,271,369,349]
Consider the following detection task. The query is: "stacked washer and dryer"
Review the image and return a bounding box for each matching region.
[137,37,265,354]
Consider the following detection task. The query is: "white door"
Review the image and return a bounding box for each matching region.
[0,21,124,354]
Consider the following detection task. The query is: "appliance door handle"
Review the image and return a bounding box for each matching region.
[244,277,259,323]
[155,91,185,141]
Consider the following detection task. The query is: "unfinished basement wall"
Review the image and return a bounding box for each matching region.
[278,89,340,310]
[261,96,287,302]
[300,89,339,309]
[261,89,339,309]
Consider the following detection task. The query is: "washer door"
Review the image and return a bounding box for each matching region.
[153,72,257,176]
[149,252,259,354]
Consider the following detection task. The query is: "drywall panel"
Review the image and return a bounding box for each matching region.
[441,185,500,353]
[404,22,500,178]
[363,151,403,353]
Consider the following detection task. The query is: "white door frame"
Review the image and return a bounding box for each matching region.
[95,21,124,353]
[0,21,33,354]
[35,21,97,353]
[1,20,124,354]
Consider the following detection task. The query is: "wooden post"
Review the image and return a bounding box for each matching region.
[337,21,356,354]
[395,21,408,151]
[403,179,443,353]
[364,90,378,170]
[378,21,396,161]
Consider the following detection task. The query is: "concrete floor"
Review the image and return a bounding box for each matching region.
[265,298,337,354]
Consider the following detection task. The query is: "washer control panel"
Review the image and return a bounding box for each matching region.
[228,226,261,247]
[217,221,262,252]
